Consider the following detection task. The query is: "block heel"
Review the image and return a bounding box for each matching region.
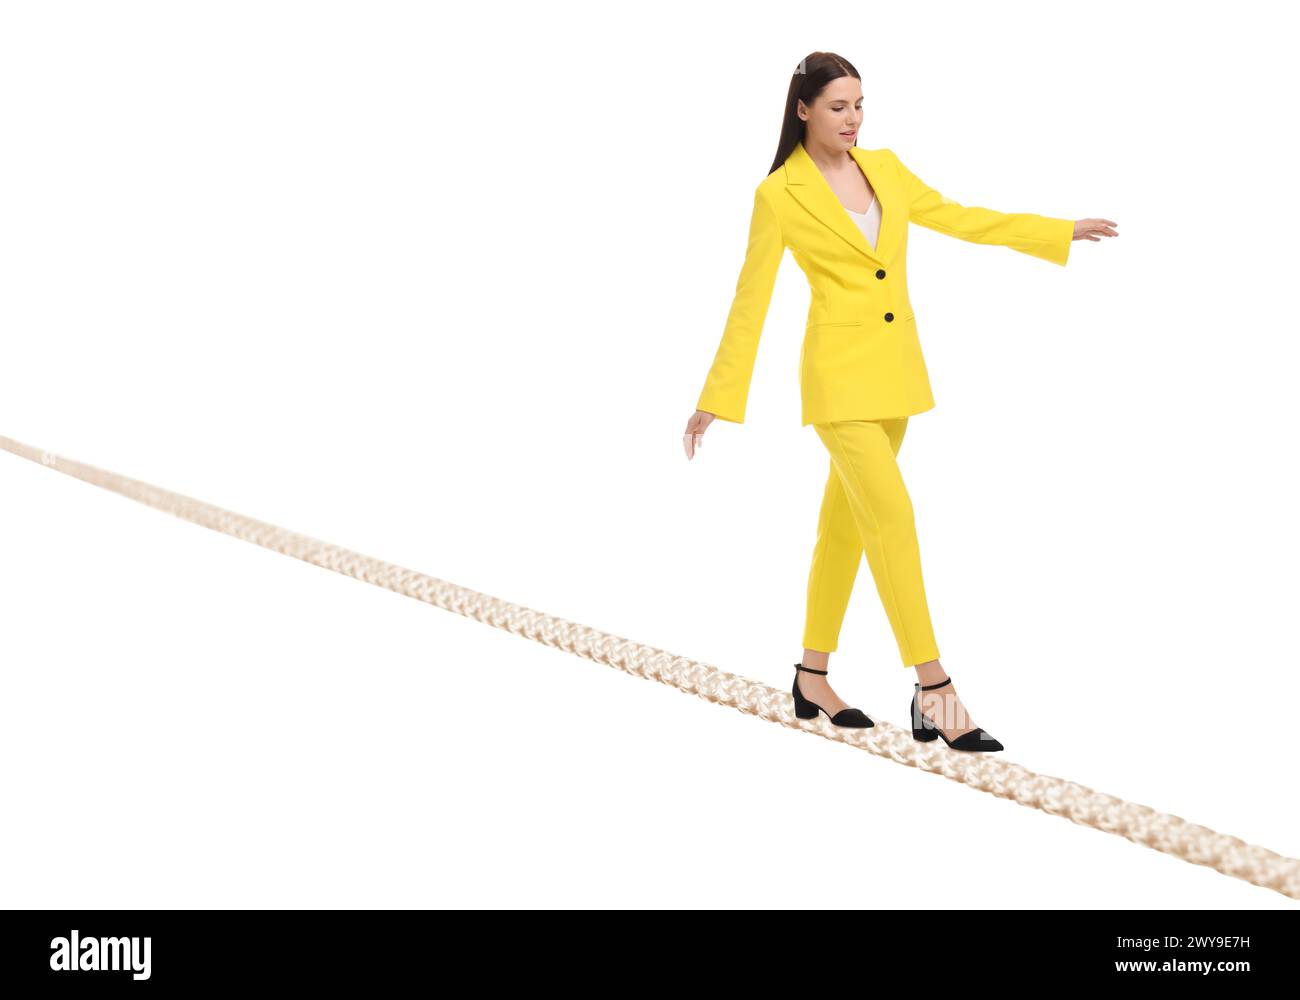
[792,663,874,728]
[910,676,1003,752]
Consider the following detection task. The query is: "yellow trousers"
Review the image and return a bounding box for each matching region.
[803,419,941,668]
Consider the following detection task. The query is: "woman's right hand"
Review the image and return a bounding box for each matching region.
[683,410,716,460]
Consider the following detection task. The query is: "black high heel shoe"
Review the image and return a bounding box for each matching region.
[792,663,874,728]
[911,676,1003,752]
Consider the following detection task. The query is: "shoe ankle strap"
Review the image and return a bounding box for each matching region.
[795,663,828,675]
[918,676,951,691]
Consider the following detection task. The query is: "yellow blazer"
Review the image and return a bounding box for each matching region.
[696,140,1074,425]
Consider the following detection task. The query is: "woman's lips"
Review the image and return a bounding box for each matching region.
[841,130,858,138]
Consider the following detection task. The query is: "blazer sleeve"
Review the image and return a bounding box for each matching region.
[888,149,1073,267]
[695,185,785,424]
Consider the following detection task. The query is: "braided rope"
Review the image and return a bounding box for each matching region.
[4,432,1299,901]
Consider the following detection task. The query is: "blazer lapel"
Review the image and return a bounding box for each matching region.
[783,141,897,266]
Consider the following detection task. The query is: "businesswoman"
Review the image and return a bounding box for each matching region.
[683,52,1117,751]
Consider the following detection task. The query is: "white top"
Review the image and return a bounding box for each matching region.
[845,194,881,250]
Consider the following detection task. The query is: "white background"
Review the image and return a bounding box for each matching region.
[2,0,1297,909]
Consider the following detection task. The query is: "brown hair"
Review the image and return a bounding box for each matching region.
[768,52,862,176]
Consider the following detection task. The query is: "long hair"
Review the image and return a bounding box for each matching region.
[768,52,862,176]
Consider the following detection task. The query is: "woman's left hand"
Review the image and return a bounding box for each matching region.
[1073,218,1119,242]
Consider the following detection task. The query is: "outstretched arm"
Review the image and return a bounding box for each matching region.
[695,186,785,424]
[888,149,1075,266]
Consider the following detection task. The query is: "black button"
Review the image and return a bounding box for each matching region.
[884,312,894,322]
[875,269,886,279]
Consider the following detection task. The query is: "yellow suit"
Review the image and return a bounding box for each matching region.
[696,140,1074,425]
[696,141,1074,669]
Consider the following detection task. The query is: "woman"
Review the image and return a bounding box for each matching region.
[683,52,1117,751]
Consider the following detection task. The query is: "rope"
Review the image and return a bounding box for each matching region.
[4,431,1299,901]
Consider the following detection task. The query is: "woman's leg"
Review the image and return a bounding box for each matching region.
[802,417,910,657]
[811,418,940,669]
[799,419,986,741]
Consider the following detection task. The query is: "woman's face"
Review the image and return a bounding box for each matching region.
[797,76,863,152]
